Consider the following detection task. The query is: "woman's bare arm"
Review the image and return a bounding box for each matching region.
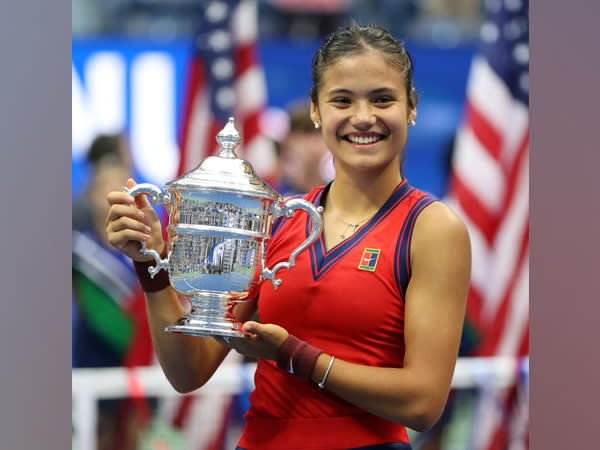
[307,202,471,430]
[144,287,256,392]
[106,178,257,392]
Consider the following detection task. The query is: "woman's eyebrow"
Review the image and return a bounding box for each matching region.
[326,88,353,96]
[370,87,398,95]
[327,87,398,96]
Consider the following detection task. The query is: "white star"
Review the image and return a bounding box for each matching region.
[481,21,499,42]
[212,57,233,80]
[216,86,235,109]
[206,1,228,23]
[208,30,232,52]
[504,0,522,12]
[513,43,529,65]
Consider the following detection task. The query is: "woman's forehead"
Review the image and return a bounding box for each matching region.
[320,51,407,90]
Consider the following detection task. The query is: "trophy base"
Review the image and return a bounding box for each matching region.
[165,314,249,339]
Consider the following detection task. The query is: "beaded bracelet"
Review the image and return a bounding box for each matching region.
[276,334,323,383]
[133,245,171,293]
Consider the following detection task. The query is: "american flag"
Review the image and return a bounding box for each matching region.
[446,0,529,449]
[160,1,268,448]
[178,0,275,181]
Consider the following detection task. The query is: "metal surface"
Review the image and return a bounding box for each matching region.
[126,118,323,337]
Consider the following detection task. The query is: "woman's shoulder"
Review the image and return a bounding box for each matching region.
[413,200,470,248]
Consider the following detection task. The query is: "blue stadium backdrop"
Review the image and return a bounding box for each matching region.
[72,36,475,202]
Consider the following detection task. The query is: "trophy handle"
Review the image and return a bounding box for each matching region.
[124,183,172,278]
[261,198,323,289]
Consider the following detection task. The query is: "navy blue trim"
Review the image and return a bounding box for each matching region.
[350,443,413,450]
[270,193,304,239]
[393,196,435,299]
[309,181,414,282]
[307,185,328,280]
[270,216,286,238]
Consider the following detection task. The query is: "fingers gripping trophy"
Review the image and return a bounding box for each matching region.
[126,118,323,338]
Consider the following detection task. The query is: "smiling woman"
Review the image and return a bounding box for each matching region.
[311,51,413,188]
[309,32,419,202]
[105,24,471,450]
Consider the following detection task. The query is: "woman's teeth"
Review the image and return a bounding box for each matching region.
[347,135,379,144]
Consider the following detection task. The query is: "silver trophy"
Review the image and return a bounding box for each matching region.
[127,118,323,338]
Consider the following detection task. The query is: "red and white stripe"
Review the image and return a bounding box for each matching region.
[177,0,276,181]
[447,55,529,450]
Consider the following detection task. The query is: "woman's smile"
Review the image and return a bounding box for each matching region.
[343,132,386,146]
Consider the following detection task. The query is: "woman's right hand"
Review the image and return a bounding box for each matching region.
[105,178,165,262]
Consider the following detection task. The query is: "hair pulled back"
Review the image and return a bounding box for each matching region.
[310,24,417,107]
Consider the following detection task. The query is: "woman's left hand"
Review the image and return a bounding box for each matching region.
[213,321,289,361]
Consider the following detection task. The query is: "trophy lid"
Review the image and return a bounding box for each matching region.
[166,118,279,200]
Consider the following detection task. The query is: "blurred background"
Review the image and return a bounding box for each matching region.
[72,0,483,200]
[72,1,529,449]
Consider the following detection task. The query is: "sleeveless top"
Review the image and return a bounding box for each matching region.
[238,181,435,450]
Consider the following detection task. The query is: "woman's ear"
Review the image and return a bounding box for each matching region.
[410,86,418,107]
[408,87,417,123]
[409,108,417,123]
[310,101,321,128]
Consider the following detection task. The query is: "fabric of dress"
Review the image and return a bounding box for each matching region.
[238,181,435,450]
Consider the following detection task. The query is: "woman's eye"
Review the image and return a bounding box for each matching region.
[332,97,350,104]
[375,96,393,104]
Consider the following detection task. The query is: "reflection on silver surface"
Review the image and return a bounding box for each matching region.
[177,196,264,233]
[168,234,260,294]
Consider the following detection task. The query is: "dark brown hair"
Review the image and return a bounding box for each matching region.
[310,24,417,107]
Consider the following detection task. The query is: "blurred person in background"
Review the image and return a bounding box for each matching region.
[105,24,470,449]
[275,100,335,196]
[72,134,131,231]
[73,134,135,371]
[72,134,153,450]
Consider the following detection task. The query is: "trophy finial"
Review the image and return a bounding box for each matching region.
[215,117,242,158]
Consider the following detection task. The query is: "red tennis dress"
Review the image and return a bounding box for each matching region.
[238,181,435,450]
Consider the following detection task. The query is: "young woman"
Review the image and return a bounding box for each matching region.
[106,24,471,450]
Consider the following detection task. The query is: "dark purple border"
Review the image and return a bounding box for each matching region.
[530,2,600,448]
[1,1,598,447]
[0,1,71,448]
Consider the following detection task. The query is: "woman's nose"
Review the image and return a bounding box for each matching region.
[351,101,376,127]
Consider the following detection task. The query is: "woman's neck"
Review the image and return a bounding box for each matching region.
[328,167,404,217]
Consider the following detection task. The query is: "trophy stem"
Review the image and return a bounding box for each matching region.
[165,290,249,338]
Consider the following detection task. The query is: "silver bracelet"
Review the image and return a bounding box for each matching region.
[318,355,335,390]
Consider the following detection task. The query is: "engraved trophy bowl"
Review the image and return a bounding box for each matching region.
[126,118,323,338]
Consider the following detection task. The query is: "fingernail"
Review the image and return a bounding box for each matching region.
[144,225,151,233]
[138,212,145,219]
[125,195,135,203]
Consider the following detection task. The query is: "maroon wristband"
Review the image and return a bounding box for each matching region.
[133,245,171,293]
[277,334,323,382]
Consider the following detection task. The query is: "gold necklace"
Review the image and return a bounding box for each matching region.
[328,193,374,239]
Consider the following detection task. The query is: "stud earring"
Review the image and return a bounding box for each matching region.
[313,121,320,129]
[409,119,416,126]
